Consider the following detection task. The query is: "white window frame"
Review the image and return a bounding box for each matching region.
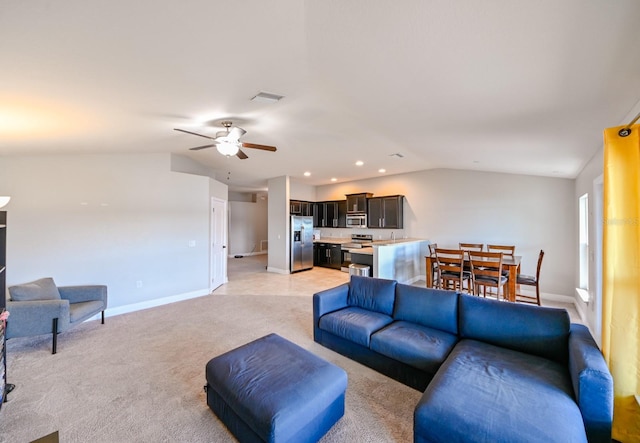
[578,193,589,298]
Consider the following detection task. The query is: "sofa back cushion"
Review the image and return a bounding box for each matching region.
[347,276,396,316]
[9,277,61,301]
[393,284,459,335]
[459,294,570,364]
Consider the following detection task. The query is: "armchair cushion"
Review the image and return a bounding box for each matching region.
[9,277,61,301]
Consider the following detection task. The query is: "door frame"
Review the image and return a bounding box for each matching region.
[210,197,228,292]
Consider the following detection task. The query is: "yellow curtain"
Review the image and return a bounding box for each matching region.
[603,124,640,442]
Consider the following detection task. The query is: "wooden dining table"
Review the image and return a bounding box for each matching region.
[425,254,522,302]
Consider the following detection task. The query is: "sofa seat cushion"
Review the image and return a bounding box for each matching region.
[370,321,458,373]
[319,307,393,347]
[415,339,587,443]
[69,300,104,323]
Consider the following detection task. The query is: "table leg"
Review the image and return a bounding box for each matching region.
[425,256,433,288]
[507,264,517,302]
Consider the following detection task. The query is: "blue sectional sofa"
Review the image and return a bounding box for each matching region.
[313,276,613,443]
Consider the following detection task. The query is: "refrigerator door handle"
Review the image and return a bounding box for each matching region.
[301,225,305,246]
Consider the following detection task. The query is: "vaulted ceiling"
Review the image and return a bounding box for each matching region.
[2,0,640,192]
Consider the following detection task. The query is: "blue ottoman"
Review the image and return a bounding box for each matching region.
[205,333,348,443]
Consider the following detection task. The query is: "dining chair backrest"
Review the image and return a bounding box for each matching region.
[487,244,515,257]
[516,249,545,305]
[428,243,438,257]
[468,251,504,281]
[435,248,468,291]
[459,243,483,252]
[468,251,506,299]
[535,249,545,280]
[435,248,465,275]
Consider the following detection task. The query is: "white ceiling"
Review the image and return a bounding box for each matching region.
[2,0,640,192]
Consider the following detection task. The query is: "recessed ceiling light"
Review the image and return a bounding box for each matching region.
[304,171,311,177]
[250,92,284,103]
[378,168,386,173]
[331,178,337,182]
[355,161,364,166]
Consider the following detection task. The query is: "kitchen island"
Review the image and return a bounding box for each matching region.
[314,237,428,284]
[370,238,428,284]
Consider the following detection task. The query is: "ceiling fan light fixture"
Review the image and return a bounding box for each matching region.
[217,142,240,156]
[251,92,284,104]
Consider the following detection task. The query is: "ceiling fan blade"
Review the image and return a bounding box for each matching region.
[241,142,277,152]
[189,144,217,151]
[174,128,216,140]
[236,149,249,160]
[227,126,247,141]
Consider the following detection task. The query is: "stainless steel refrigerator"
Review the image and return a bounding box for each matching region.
[290,215,314,272]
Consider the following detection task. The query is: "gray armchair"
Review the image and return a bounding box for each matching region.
[6,277,107,354]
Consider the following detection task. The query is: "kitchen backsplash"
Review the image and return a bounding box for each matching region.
[317,228,406,240]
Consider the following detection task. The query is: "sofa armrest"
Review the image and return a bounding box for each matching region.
[59,285,107,308]
[313,283,349,320]
[5,299,71,338]
[568,323,613,443]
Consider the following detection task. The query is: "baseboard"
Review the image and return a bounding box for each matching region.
[227,251,267,258]
[85,288,211,321]
[267,266,290,275]
[538,290,575,304]
[401,275,424,285]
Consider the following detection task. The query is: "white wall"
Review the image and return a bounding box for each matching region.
[0,153,212,311]
[290,180,316,201]
[267,176,290,274]
[229,197,268,256]
[317,168,576,297]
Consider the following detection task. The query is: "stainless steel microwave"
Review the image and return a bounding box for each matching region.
[346,214,367,228]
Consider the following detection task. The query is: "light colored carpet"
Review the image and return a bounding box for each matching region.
[0,293,421,442]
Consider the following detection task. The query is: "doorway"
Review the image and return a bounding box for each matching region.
[210,197,227,292]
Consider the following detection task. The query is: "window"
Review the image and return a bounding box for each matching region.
[578,193,589,295]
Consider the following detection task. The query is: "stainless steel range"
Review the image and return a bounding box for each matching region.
[341,234,373,272]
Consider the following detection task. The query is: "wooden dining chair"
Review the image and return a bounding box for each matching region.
[435,248,471,293]
[487,244,515,257]
[468,251,507,300]
[459,243,484,252]
[516,250,544,305]
[486,245,515,295]
[427,243,439,288]
[458,243,483,292]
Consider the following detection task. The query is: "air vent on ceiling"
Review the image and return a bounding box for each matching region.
[251,92,284,103]
[389,153,404,158]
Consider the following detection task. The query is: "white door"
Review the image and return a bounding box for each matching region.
[210,197,227,292]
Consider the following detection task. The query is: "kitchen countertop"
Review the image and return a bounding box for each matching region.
[313,238,426,255]
[312,238,351,244]
[349,247,373,255]
[369,238,427,246]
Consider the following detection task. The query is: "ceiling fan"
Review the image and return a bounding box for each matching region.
[174,121,277,159]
